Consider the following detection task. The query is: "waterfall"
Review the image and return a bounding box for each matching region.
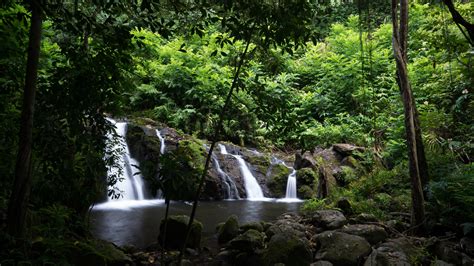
[105,118,146,201]
[212,155,241,199]
[271,156,302,202]
[219,144,265,199]
[285,169,298,199]
[155,129,166,154]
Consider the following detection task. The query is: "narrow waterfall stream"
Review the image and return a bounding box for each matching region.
[218,144,265,199]
[105,118,146,201]
[285,169,298,199]
[155,129,166,154]
[212,155,241,199]
[271,157,302,202]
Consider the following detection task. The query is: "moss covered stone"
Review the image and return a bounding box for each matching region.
[296,168,318,187]
[263,230,312,266]
[159,215,202,250]
[266,163,291,197]
[217,215,240,244]
[240,221,264,233]
[229,229,265,252]
[298,185,316,199]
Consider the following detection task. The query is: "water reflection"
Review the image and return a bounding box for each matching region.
[90,200,302,248]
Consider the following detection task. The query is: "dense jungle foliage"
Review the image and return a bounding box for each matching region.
[0,0,472,264]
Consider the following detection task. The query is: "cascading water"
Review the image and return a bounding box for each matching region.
[212,155,241,200]
[105,118,146,201]
[155,129,166,154]
[285,169,298,199]
[204,144,240,199]
[218,144,265,199]
[271,156,302,202]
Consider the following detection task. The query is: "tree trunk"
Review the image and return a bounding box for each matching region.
[442,0,474,45]
[391,0,426,235]
[7,0,43,238]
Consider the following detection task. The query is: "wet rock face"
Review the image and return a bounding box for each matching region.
[314,231,371,266]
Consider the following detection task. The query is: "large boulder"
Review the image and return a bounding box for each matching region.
[240,222,264,233]
[339,224,388,245]
[71,239,133,266]
[217,215,240,244]
[158,215,202,250]
[310,210,347,230]
[262,230,313,266]
[315,231,371,266]
[266,163,291,198]
[294,151,318,170]
[363,238,414,266]
[332,143,365,157]
[229,229,265,252]
[432,240,474,266]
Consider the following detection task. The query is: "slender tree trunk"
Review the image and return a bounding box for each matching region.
[442,0,474,46]
[7,0,43,238]
[391,0,426,235]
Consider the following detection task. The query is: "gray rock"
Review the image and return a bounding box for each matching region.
[263,230,313,266]
[351,213,379,224]
[217,215,239,244]
[363,238,414,266]
[339,224,388,245]
[311,210,347,229]
[336,198,352,215]
[310,261,334,266]
[460,237,474,257]
[434,240,474,266]
[229,229,265,252]
[332,143,365,157]
[294,151,318,170]
[432,260,455,266]
[314,231,371,266]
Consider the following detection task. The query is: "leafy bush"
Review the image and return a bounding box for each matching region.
[427,163,474,224]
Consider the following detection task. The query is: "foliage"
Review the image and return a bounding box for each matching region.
[158,139,207,201]
[301,198,331,214]
[427,162,474,224]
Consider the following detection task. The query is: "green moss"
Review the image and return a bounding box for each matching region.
[296,168,318,186]
[266,164,291,197]
[297,185,315,199]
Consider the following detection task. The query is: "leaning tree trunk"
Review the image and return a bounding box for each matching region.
[391,0,426,235]
[7,0,43,238]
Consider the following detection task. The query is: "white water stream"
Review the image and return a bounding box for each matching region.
[105,118,146,201]
[155,129,166,154]
[218,144,265,199]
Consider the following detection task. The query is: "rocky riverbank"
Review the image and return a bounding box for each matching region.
[106,208,473,266]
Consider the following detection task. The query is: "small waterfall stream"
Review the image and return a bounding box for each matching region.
[285,169,297,199]
[105,118,146,201]
[272,157,301,202]
[218,144,265,199]
[155,129,166,154]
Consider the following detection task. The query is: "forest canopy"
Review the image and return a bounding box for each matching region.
[0,0,473,264]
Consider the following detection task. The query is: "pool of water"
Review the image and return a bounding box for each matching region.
[89,199,302,248]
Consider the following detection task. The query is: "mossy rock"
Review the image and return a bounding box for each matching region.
[72,239,132,266]
[218,215,240,244]
[240,221,264,233]
[296,168,318,187]
[298,185,316,199]
[229,229,265,252]
[159,215,202,250]
[263,230,312,266]
[266,164,291,198]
